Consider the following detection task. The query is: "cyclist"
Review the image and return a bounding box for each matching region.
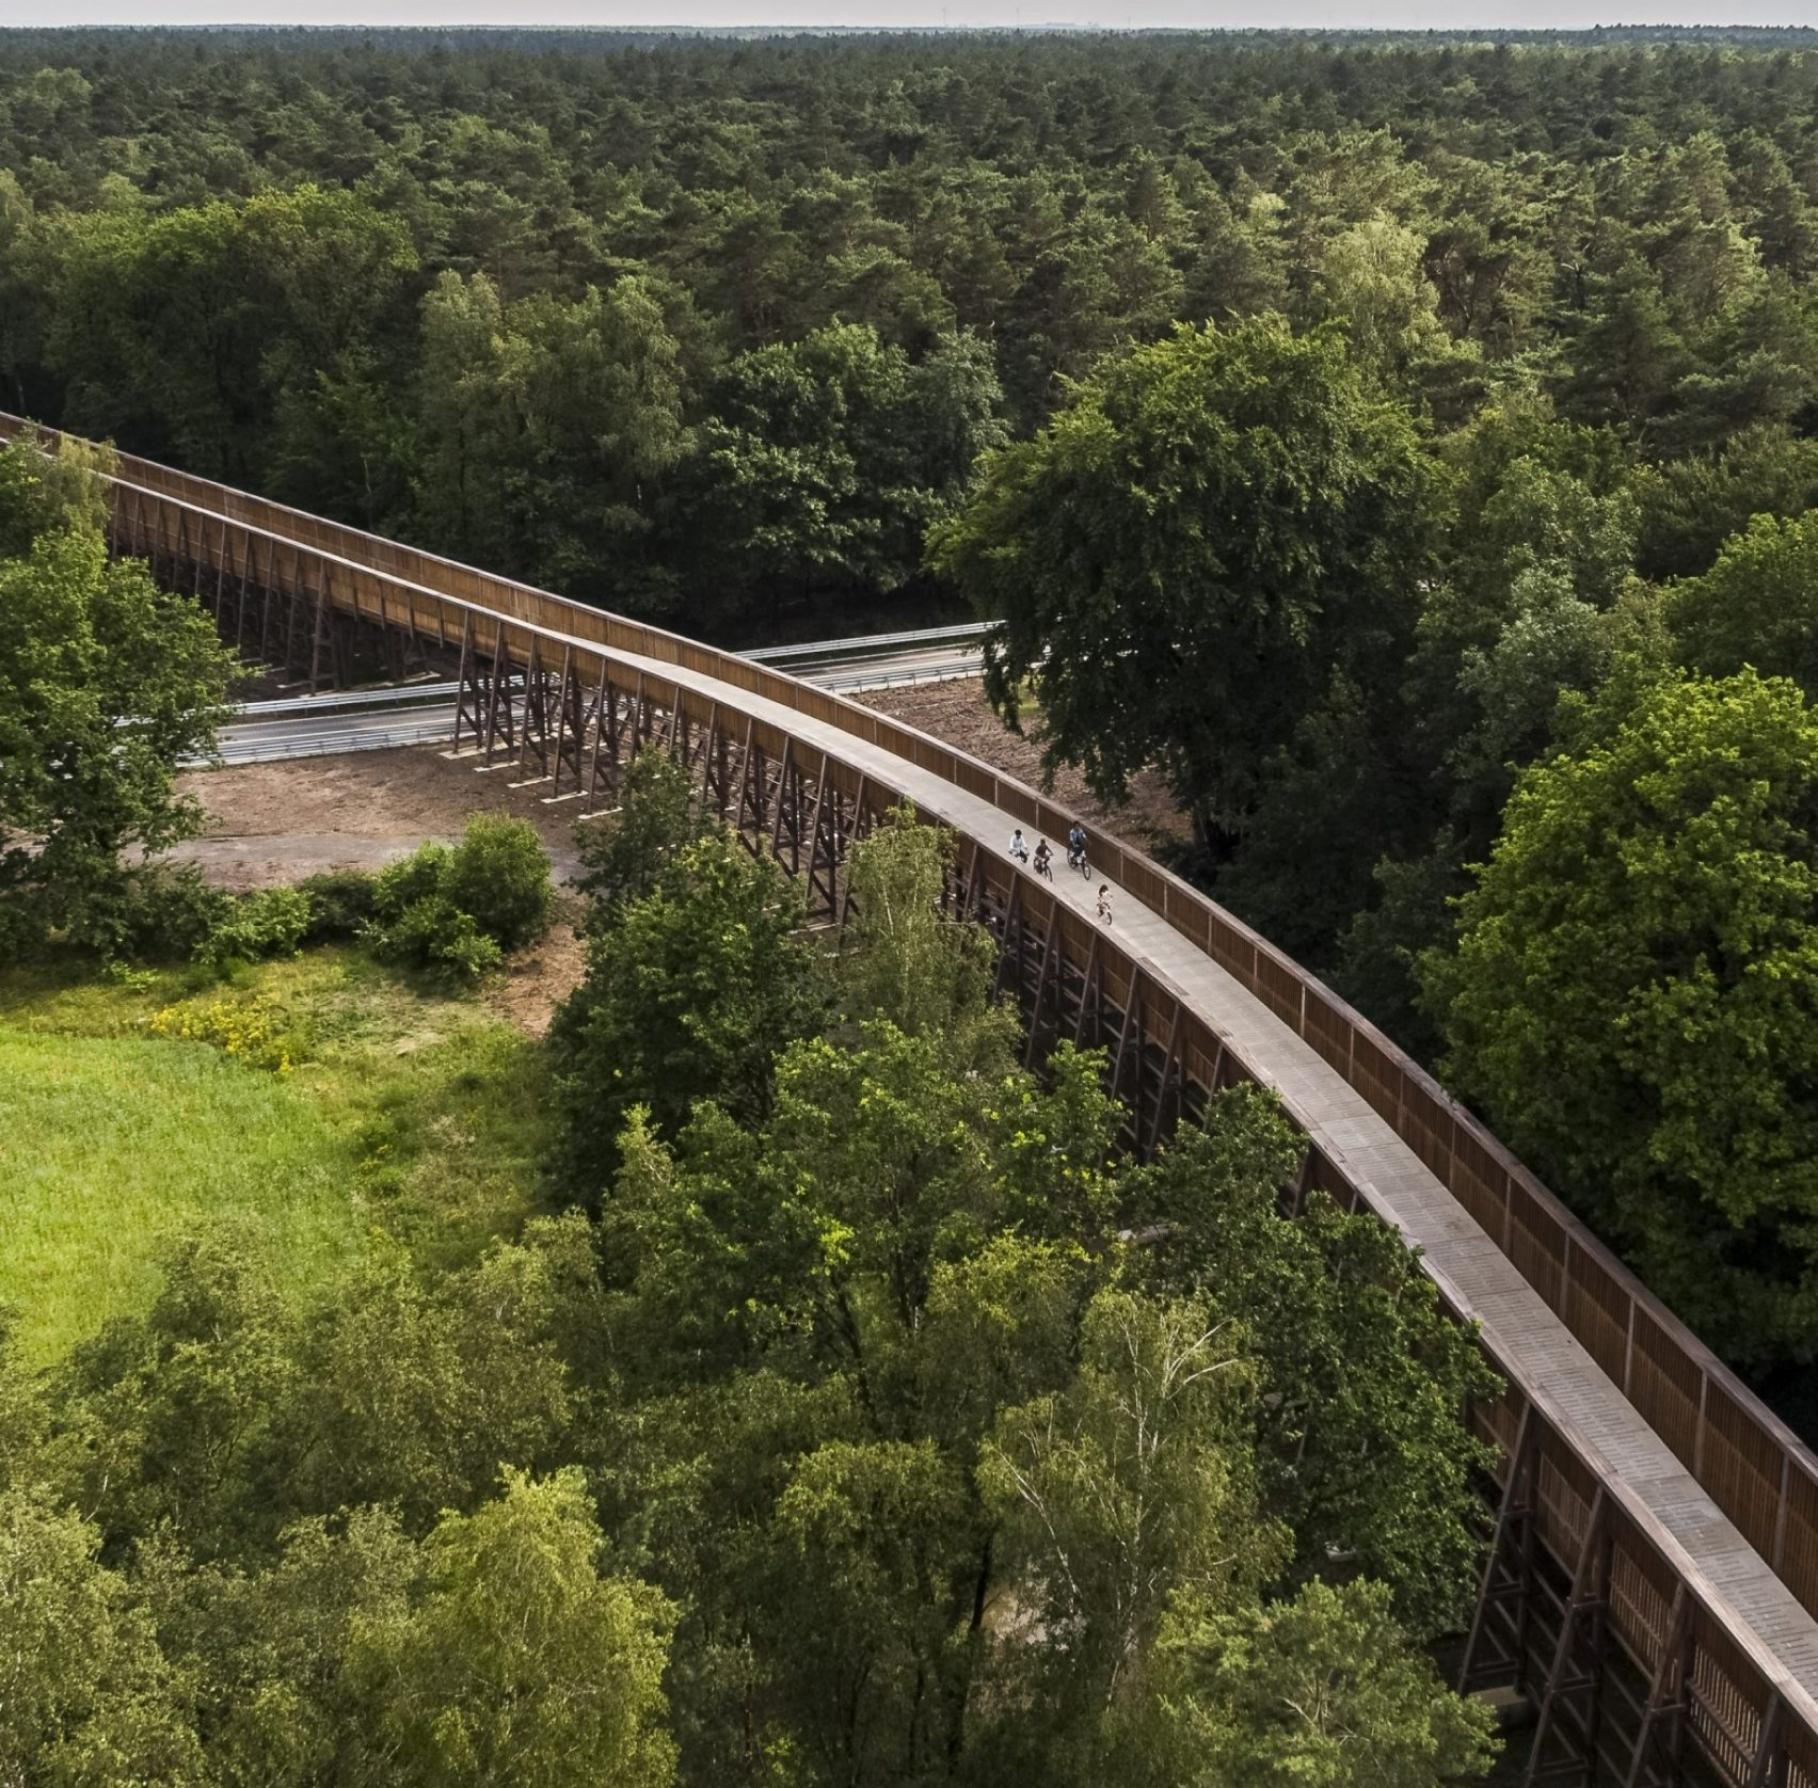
[1033,838,1053,880]
[1008,827,1030,863]
[1067,823,1089,875]
[1096,884,1114,926]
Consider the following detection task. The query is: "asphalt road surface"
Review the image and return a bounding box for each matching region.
[211,640,986,766]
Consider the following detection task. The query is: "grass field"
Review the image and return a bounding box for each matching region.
[0,948,550,1363]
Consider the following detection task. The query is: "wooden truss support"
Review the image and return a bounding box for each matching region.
[452,616,485,752]
[961,839,987,926]
[1022,908,1063,1070]
[585,665,619,808]
[1073,930,1103,1050]
[517,637,554,779]
[837,774,871,927]
[1524,1487,1611,1787]
[1746,1695,1787,1788]
[547,648,588,799]
[482,621,516,763]
[232,529,253,654]
[1110,964,1146,1123]
[258,539,282,666]
[992,875,1025,1000]
[1622,1587,1694,1788]
[1146,1005,1186,1156]
[1461,1402,1542,1698]
[738,731,769,845]
[697,702,725,812]
[211,515,229,624]
[803,756,844,923]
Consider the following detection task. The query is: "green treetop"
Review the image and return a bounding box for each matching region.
[930,315,1438,855]
[1425,667,1818,1366]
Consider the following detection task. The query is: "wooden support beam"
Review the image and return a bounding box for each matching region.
[1023,906,1062,1070]
[1461,1401,1539,1696]
[1110,964,1144,1114]
[1145,1003,1186,1157]
[1622,1586,1691,1788]
[549,646,585,797]
[839,773,871,929]
[481,620,515,763]
[802,752,834,920]
[1073,930,1103,1049]
[517,637,550,777]
[992,875,1025,1000]
[451,614,480,752]
[769,737,795,862]
[1523,1486,1610,1788]
[697,701,723,808]
[1746,1695,1787,1788]
[584,660,614,810]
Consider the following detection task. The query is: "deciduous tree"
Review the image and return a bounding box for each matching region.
[1424,668,1818,1365]
[930,317,1437,856]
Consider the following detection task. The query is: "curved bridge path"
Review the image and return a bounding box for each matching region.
[581,626,1818,1762]
[8,409,1818,1785]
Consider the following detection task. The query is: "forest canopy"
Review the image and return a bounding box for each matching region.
[0,780,1503,1787]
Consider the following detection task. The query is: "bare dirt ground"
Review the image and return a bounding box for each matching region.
[176,684,1184,893]
[171,683,1174,1035]
[855,679,1190,852]
[175,748,596,1035]
[487,896,588,1037]
[174,749,591,889]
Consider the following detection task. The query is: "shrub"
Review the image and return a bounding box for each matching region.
[359,823,546,982]
[72,863,232,964]
[444,815,552,950]
[195,886,313,972]
[298,869,378,942]
[368,895,504,984]
[373,842,454,920]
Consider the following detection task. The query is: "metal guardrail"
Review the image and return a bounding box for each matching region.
[230,627,988,723]
[201,717,456,766]
[815,660,987,695]
[236,678,462,718]
[742,619,992,664]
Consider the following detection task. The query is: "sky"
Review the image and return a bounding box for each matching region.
[2,0,1816,33]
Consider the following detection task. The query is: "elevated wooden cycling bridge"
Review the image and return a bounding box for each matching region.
[11,411,1818,1786]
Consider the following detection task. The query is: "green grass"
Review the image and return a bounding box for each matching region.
[0,947,551,1363]
[0,1025,359,1361]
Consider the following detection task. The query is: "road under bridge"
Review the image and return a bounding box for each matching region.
[10,411,1818,1786]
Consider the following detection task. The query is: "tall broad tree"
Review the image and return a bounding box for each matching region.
[549,821,830,1201]
[0,1485,202,1785]
[349,1468,677,1788]
[695,321,1004,626]
[1423,668,1818,1367]
[0,436,234,957]
[1666,510,1818,699]
[929,316,1438,856]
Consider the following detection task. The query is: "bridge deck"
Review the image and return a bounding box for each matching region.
[582,630,1818,1723]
